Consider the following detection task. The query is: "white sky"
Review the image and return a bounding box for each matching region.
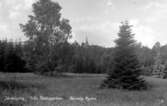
[0,0,166,48]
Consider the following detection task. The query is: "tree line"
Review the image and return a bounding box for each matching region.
[0,39,110,74]
[0,40,26,73]
[1,37,167,75]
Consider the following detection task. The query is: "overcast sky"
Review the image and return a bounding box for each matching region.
[0,0,166,48]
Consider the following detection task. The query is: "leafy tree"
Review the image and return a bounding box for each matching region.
[160,45,167,63]
[135,44,154,76]
[152,42,165,78]
[102,21,147,90]
[20,0,72,73]
[163,61,167,78]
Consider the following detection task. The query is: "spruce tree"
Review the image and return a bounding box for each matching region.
[102,21,147,90]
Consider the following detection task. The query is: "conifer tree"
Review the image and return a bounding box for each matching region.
[102,21,147,90]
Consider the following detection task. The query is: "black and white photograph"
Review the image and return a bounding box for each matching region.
[0,0,167,105]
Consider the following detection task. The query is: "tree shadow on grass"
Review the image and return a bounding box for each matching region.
[0,101,25,106]
[0,80,47,106]
[0,80,44,91]
[0,79,48,99]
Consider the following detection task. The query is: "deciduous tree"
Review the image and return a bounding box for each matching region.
[20,0,72,73]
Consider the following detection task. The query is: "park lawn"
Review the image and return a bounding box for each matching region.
[0,73,167,106]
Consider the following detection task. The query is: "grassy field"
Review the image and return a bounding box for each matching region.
[0,73,167,106]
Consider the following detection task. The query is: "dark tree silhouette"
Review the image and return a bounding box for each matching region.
[20,0,72,73]
[102,21,147,90]
[0,40,26,73]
